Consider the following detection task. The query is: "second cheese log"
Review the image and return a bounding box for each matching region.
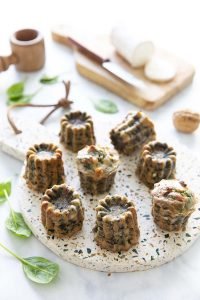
[110,26,155,68]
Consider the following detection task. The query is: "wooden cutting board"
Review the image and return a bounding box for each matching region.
[52,26,195,110]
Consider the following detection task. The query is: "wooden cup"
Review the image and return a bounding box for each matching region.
[0,28,45,72]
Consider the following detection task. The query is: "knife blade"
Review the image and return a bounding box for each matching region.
[51,29,145,90]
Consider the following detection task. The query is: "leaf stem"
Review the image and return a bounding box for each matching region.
[3,189,17,228]
[0,242,23,263]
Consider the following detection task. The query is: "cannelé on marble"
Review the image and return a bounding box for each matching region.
[136,141,176,188]
[110,111,156,155]
[151,179,196,231]
[60,111,96,152]
[41,183,84,237]
[24,143,65,193]
[76,145,119,194]
[93,195,140,252]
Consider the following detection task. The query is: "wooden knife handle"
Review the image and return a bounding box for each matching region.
[51,26,109,65]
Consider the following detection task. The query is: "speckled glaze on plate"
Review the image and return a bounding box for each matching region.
[17,141,200,272]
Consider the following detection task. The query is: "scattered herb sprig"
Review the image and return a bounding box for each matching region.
[39,74,59,85]
[0,181,31,238]
[94,99,118,114]
[6,81,42,105]
[0,242,59,284]
[0,181,11,204]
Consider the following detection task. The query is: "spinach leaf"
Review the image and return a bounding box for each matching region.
[3,188,32,238]
[7,81,25,100]
[0,181,11,204]
[7,94,35,105]
[6,211,32,238]
[94,99,118,114]
[22,257,59,284]
[6,81,42,106]
[0,242,59,284]
[40,75,59,84]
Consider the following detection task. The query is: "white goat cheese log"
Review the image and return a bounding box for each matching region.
[110,26,155,68]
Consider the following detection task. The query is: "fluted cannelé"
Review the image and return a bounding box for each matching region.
[94,195,140,252]
[76,145,119,194]
[60,111,96,152]
[151,179,196,231]
[24,143,65,193]
[41,184,84,237]
[110,111,156,155]
[136,141,176,188]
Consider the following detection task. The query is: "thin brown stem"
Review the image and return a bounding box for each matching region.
[7,81,73,135]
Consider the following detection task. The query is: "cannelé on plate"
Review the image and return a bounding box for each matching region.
[76,145,119,194]
[151,179,196,232]
[60,111,96,152]
[41,184,84,237]
[110,111,156,155]
[94,195,140,252]
[136,141,176,188]
[24,143,65,193]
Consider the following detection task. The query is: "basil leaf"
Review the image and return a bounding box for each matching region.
[22,257,59,284]
[40,75,59,84]
[0,181,11,204]
[94,99,118,114]
[6,81,25,100]
[6,211,32,238]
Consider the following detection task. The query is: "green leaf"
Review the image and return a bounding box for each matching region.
[40,75,59,84]
[6,211,32,238]
[22,257,59,284]
[6,81,24,100]
[0,242,59,284]
[7,94,34,105]
[0,181,11,204]
[94,99,118,114]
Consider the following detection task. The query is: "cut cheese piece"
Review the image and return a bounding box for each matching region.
[110,26,155,68]
[144,56,176,82]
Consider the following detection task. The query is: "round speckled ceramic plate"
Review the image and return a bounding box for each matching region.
[16,133,200,272]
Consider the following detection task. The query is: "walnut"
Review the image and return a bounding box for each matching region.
[173,110,200,133]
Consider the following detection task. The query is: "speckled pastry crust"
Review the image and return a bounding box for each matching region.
[24,143,65,193]
[151,179,196,232]
[76,145,119,194]
[110,111,156,155]
[136,141,176,188]
[60,111,96,152]
[93,195,140,252]
[41,184,84,237]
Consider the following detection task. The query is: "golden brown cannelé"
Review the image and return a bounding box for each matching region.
[93,195,140,252]
[24,143,65,193]
[136,141,176,188]
[110,111,156,155]
[60,111,96,152]
[151,179,196,231]
[76,145,119,194]
[41,184,84,237]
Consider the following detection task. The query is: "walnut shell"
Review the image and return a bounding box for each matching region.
[173,110,200,133]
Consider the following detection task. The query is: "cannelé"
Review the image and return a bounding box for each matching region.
[151,179,196,231]
[24,143,65,193]
[41,184,84,237]
[136,141,176,188]
[60,111,96,152]
[94,195,140,252]
[76,145,119,194]
[110,111,156,155]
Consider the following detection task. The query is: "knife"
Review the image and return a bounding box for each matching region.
[51,29,145,89]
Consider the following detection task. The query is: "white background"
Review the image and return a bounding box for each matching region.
[0,0,200,299]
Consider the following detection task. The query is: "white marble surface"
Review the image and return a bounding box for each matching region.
[0,0,200,299]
